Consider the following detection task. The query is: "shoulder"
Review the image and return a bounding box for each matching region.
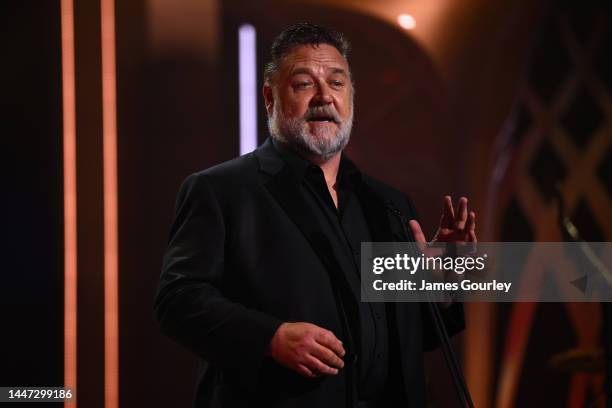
[361,174,406,202]
[174,152,260,207]
[198,151,258,180]
[183,151,258,187]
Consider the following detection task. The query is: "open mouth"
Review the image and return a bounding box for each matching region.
[306,116,337,123]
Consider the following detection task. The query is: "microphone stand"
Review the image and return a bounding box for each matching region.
[386,204,475,408]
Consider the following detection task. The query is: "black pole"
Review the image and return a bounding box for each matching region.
[386,204,475,408]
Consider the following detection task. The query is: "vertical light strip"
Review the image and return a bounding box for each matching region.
[239,24,257,155]
[100,0,119,407]
[60,0,77,405]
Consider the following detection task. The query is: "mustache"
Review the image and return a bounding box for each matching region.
[303,106,341,124]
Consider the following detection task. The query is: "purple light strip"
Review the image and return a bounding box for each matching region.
[239,24,257,155]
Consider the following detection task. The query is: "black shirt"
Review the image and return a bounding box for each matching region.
[272,139,388,401]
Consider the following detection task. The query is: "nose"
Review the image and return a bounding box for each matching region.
[312,83,333,106]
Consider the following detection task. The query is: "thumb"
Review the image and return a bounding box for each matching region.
[408,220,427,243]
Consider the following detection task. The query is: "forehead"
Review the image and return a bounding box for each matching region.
[278,43,349,75]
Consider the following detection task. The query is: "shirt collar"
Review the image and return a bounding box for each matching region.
[271,137,362,189]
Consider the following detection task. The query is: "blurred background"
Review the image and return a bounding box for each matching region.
[2,0,611,406]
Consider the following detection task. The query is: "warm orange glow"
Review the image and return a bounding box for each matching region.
[60,0,77,405]
[496,302,537,408]
[100,0,119,407]
[464,304,494,408]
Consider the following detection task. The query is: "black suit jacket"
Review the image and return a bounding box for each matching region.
[155,138,464,408]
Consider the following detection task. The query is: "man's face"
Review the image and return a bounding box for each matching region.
[264,44,354,161]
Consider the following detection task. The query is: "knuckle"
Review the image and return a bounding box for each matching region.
[293,349,304,362]
[299,368,311,378]
[295,345,308,357]
[306,327,318,338]
[302,338,316,350]
[314,360,327,372]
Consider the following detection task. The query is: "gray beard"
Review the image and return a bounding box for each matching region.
[267,102,353,161]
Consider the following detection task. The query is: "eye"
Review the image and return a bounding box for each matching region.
[329,80,344,89]
[294,81,313,90]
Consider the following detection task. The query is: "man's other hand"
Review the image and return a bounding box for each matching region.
[268,322,345,379]
[409,195,477,244]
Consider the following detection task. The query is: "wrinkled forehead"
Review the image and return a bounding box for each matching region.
[278,44,351,79]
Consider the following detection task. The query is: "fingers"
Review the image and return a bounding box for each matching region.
[270,322,346,379]
[409,220,427,243]
[297,363,316,379]
[467,211,477,243]
[303,326,345,377]
[303,354,339,376]
[454,197,468,230]
[314,329,345,358]
[301,331,344,377]
[465,211,476,232]
[311,342,344,371]
[442,195,454,228]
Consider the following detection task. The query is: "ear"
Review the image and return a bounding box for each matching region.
[263,83,274,116]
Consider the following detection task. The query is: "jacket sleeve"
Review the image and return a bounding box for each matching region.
[154,173,283,390]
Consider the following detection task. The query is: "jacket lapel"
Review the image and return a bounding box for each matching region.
[255,139,360,360]
[255,140,354,287]
[354,182,397,243]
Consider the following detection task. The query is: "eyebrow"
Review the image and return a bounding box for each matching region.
[289,67,348,77]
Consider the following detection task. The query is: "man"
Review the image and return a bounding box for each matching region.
[155,23,476,408]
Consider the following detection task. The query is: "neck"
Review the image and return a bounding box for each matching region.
[309,151,342,209]
[275,138,343,186]
[284,143,343,209]
[312,152,341,187]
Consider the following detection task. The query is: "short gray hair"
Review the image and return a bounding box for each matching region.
[263,23,351,85]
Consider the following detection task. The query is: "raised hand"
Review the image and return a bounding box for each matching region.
[409,196,477,244]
